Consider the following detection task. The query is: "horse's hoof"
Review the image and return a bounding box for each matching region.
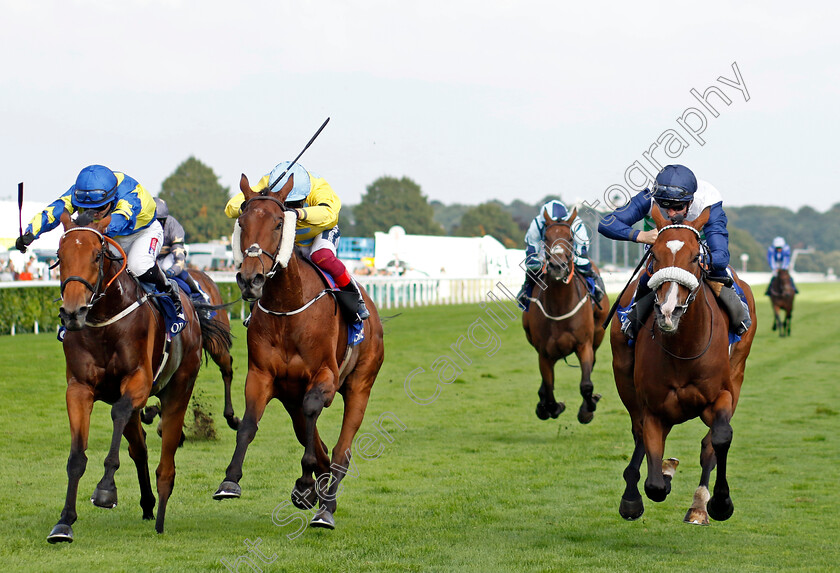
[310,506,336,529]
[213,480,241,500]
[91,487,118,509]
[140,406,159,425]
[683,507,710,525]
[549,401,565,419]
[225,416,241,431]
[291,482,317,510]
[707,495,734,521]
[535,403,550,420]
[644,483,668,503]
[47,524,74,544]
[619,497,644,521]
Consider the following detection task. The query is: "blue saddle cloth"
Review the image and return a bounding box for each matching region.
[304,260,365,347]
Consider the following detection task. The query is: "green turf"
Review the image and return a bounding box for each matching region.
[1,283,838,572]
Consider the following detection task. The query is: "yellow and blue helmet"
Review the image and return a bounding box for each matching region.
[72,165,118,209]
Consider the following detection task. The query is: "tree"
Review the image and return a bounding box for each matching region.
[159,157,232,243]
[353,176,443,237]
[454,202,521,247]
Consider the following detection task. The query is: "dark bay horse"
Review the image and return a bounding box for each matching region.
[769,269,795,337]
[213,174,385,530]
[522,208,609,423]
[610,206,756,525]
[141,269,240,430]
[47,217,230,543]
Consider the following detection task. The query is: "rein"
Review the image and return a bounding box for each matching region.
[646,281,715,360]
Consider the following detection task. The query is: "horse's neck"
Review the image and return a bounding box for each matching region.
[542,276,582,313]
[263,253,312,310]
[84,258,142,322]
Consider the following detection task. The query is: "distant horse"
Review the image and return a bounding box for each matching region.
[213,173,385,530]
[46,217,230,543]
[769,269,795,337]
[522,208,609,423]
[141,269,240,430]
[610,206,756,525]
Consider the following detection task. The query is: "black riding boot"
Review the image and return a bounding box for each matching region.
[138,265,185,318]
[577,263,605,303]
[341,279,370,321]
[717,284,751,336]
[516,274,537,308]
[623,291,655,339]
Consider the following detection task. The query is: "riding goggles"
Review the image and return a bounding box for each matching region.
[655,198,689,210]
[652,182,694,202]
[73,184,118,207]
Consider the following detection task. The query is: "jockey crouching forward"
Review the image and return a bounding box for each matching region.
[225,161,369,323]
[516,199,606,308]
[598,164,751,339]
[154,197,210,303]
[16,164,187,334]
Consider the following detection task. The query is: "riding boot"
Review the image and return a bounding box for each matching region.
[340,279,370,321]
[716,284,751,336]
[577,263,605,303]
[183,271,210,303]
[516,273,537,308]
[138,266,187,329]
[623,291,655,339]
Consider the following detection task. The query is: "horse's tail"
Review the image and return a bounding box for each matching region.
[194,301,233,363]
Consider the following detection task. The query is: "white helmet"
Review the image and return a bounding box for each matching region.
[772,237,786,248]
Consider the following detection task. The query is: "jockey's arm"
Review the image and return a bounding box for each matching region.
[296,177,340,227]
[598,191,652,242]
[523,217,543,272]
[166,242,188,276]
[105,180,155,237]
[702,201,730,278]
[25,191,75,238]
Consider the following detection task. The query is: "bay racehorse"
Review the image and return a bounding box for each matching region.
[141,269,240,430]
[213,173,385,530]
[522,208,609,423]
[610,206,756,525]
[769,268,795,337]
[47,216,230,543]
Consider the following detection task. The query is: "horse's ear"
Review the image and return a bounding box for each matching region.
[542,207,552,225]
[274,174,295,203]
[690,207,710,231]
[60,209,75,231]
[92,214,112,234]
[650,202,668,229]
[567,207,577,221]
[240,174,257,201]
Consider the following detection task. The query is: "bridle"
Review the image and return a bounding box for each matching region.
[543,220,575,285]
[58,227,127,310]
[648,224,707,315]
[240,196,297,279]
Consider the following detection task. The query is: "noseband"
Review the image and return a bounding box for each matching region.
[241,196,298,278]
[59,228,126,309]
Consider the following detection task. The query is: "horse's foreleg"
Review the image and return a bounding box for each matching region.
[296,377,335,512]
[47,382,94,543]
[575,343,600,424]
[91,392,135,510]
[215,369,273,500]
[619,433,646,520]
[642,414,673,502]
[282,399,330,512]
[123,410,155,520]
[536,353,564,420]
[155,378,194,535]
[684,431,714,525]
[212,346,239,431]
[704,394,735,521]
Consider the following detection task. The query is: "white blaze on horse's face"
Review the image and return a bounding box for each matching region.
[550,244,565,256]
[658,282,681,331]
[666,240,684,258]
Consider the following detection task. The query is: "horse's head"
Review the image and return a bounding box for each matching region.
[235,173,298,301]
[648,205,710,333]
[542,207,577,283]
[56,214,112,330]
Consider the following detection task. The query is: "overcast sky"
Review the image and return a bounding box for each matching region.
[2,0,838,214]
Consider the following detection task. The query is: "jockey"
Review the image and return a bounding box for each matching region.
[598,164,751,338]
[766,236,798,295]
[16,165,187,333]
[154,197,210,302]
[225,161,370,322]
[516,199,606,306]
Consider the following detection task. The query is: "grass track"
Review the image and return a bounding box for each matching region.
[1,284,838,572]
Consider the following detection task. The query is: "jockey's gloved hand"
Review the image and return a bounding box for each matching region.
[707,271,733,288]
[15,232,35,253]
[165,267,177,278]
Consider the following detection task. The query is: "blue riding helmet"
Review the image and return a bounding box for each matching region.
[154,197,169,219]
[652,164,697,203]
[268,161,312,202]
[72,165,118,209]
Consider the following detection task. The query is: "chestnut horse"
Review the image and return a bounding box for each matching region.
[47,218,230,543]
[522,208,609,423]
[141,269,240,430]
[610,206,756,525]
[213,174,385,530]
[769,269,795,337]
